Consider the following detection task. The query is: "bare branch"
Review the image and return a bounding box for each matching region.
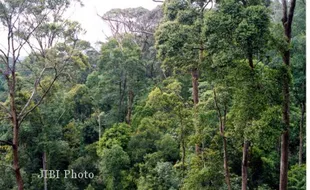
[0,49,8,63]
[14,11,50,62]
[19,73,58,125]
[99,15,153,36]
[18,67,46,119]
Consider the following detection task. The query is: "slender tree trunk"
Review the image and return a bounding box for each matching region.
[222,108,231,190]
[191,68,199,105]
[213,90,231,190]
[43,152,47,190]
[191,68,200,154]
[118,80,122,121]
[118,75,127,122]
[181,137,186,175]
[247,47,254,69]
[299,103,305,165]
[242,141,249,190]
[280,67,290,190]
[178,108,186,177]
[126,90,134,125]
[223,135,231,190]
[279,0,296,189]
[280,130,289,190]
[8,65,24,190]
[11,89,23,190]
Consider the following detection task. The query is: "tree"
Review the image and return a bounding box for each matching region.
[290,0,305,166]
[203,1,271,188]
[155,0,213,154]
[213,87,232,190]
[0,1,83,189]
[98,144,130,190]
[97,35,145,124]
[279,0,297,189]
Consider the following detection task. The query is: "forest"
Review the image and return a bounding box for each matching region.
[0,0,306,189]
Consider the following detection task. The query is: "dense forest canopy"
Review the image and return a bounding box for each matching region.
[0,0,306,189]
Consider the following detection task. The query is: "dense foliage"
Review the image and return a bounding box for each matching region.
[0,0,305,189]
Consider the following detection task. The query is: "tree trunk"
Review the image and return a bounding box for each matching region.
[280,130,289,190]
[279,0,296,189]
[118,80,122,121]
[213,90,232,189]
[11,96,23,190]
[126,90,134,125]
[279,65,290,190]
[191,68,199,106]
[248,48,254,69]
[242,141,249,190]
[43,152,47,190]
[299,103,305,165]
[181,137,186,175]
[118,75,127,122]
[191,68,200,154]
[223,135,231,190]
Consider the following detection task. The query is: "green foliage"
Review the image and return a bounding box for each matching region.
[0,1,305,189]
[128,117,161,163]
[65,84,93,121]
[98,123,131,152]
[156,0,203,72]
[156,134,180,162]
[288,164,306,190]
[137,162,180,190]
[99,145,130,190]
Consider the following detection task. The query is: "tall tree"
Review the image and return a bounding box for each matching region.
[212,87,232,190]
[279,0,296,189]
[290,0,305,166]
[97,35,145,124]
[0,0,83,189]
[155,0,212,153]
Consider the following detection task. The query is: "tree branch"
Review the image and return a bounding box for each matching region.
[18,67,47,119]
[99,15,153,35]
[19,73,58,125]
[286,0,296,38]
[0,49,8,63]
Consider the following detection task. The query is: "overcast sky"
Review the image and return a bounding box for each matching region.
[67,0,160,44]
[0,0,160,56]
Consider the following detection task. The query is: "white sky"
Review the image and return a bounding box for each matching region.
[66,0,160,45]
[0,0,160,56]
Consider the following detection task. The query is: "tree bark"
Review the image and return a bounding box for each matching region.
[213,90,231,190]
[280,130,289,190]
[242,141,249,190]
[223,135,231,190]
[118,75,127,122]
[279,0,296,189]
[43,152,47,190]
[298,103,305,165]
[248,49,254,69]
[10,83,24,190]
[280,67,290,190]
[191,68,199,106]
[126,90,134,125]
[191,68,200,154]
